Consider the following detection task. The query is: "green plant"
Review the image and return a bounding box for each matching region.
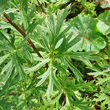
[0,0,110,110]
[77,0,97,16]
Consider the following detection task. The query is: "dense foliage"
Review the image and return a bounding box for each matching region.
[0,0,110,110]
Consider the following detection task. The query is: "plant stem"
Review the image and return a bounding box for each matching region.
[0,17,9,23]
[36,0,46,14]
[3,12,43,58]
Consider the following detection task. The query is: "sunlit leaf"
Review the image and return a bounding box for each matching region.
[26,59,50,72]
[70,15,106,52]
[0,54,10,65]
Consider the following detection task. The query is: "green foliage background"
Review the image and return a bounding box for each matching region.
[0,0,110,110]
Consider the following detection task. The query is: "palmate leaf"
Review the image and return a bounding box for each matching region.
[97,11,110,26]
[97,11,110,35]
[97,20,110,35]
[45,6,69,48]
[31,7,70,52]
[70,15,106,52]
